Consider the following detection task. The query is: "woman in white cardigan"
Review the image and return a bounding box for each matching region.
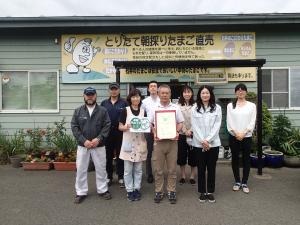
[191,85,222,203]
[227,83,256,194]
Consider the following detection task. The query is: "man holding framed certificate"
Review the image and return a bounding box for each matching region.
[149,84,184,204]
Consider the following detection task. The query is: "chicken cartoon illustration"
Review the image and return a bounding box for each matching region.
[64,37,100,73]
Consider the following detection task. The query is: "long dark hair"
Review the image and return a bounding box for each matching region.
[127,88,142,107]
[178,85,195,106]
[196,85,216,113]
[232,83,248,109]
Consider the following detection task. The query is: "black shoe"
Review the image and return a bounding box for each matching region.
[167,191,177,204]
[207,194,216,203]
[179,178,186,185]
[99,191,112,200]
[189,178,196,186]
[134,189,141,201]
[74,195,87,204]
[198,193,207,203]
[127,192,135,201]
[107,179,112,186]
[147,175,154,183]
[154,192,164,203]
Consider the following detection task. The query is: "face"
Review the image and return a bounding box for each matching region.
[130,94,141,106]
[84,93,97,106]
[109,87,120,97]
[148,82,158,95]
[235,88,247,99]
[183,89,193,102]
[73,39,93,66]
[158,87,171,104]
[200,88,210,103]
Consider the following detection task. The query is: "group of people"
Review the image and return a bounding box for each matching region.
[71,81,256,204]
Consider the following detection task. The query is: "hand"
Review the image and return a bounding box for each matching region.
[84,140,93,149]
[201,140,210,151]
[235,132,245,141]
[91,138,100,148]
[185,130,192,137]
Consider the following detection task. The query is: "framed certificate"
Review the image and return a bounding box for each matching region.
[155,110,177,140]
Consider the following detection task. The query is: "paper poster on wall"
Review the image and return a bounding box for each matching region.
[61,33,256,83]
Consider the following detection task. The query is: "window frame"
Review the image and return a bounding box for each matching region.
[262,67,300,111]
[0,70,60,114]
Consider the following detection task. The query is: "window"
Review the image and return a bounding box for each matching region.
[0,71,59,113]
[262,68,300,109]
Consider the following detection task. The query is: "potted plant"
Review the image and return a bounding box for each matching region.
[281,128,300,167]
[266,113,292,168]
[8,130,26,168]
[0,128,10,164]
[51,118,77,171]
[22,128,53,170]
[52,133,77,171]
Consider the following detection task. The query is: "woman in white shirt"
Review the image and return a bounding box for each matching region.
[191,85,222,203]
[227,83,256,194]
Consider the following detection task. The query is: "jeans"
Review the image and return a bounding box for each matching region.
[229,135,252,184]
[123,160,143,192]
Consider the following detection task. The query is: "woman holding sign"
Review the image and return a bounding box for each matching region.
[119,89,148,201]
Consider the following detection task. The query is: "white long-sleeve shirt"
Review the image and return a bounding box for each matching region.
[226,101,257,137]
[191,104,222,148]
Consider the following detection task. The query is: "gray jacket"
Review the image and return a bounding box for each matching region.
[71,104,111,147]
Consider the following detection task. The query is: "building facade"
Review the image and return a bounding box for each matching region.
[0,14,300,145]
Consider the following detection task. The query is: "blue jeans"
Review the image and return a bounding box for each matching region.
[124,160,143,192]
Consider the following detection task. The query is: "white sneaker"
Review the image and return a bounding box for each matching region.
[233,182,241,191]
[118,179,125,188]
[242,184,250,194]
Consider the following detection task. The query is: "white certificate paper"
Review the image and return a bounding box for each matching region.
[155,110,177,140]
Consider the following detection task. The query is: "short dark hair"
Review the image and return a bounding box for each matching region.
[178,85,195,106]
[234,83,248,92]
[126,88,142,107]
[148,80,158,88]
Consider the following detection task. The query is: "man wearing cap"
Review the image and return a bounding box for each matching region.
[101,82,128,187]
[71,87,111,204]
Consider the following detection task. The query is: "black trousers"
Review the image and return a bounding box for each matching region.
[229,135,252,184]
[105,129,124,180]
[195,146,219,193]
[145,133,154,176]
[177,134,197,167]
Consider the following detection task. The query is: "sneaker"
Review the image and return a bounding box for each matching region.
[127,192,135,201]
[134,189,141,201]
[189,178,196,186]
[198,193,207,203]
[207,194,216,203]
[242,184,250,194]
[167,191,177,204]
[99,191,112,200]
[74,195,87,204]
[233,182,241,191]
[118,179,125,188]
[147,174,154,183]
[154,192,164,203]
[179,178,186,185]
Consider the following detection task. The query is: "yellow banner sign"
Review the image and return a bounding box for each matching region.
[61,33,255,83]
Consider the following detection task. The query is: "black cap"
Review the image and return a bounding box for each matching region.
[83,87,96,95]
[109,82,120,89]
